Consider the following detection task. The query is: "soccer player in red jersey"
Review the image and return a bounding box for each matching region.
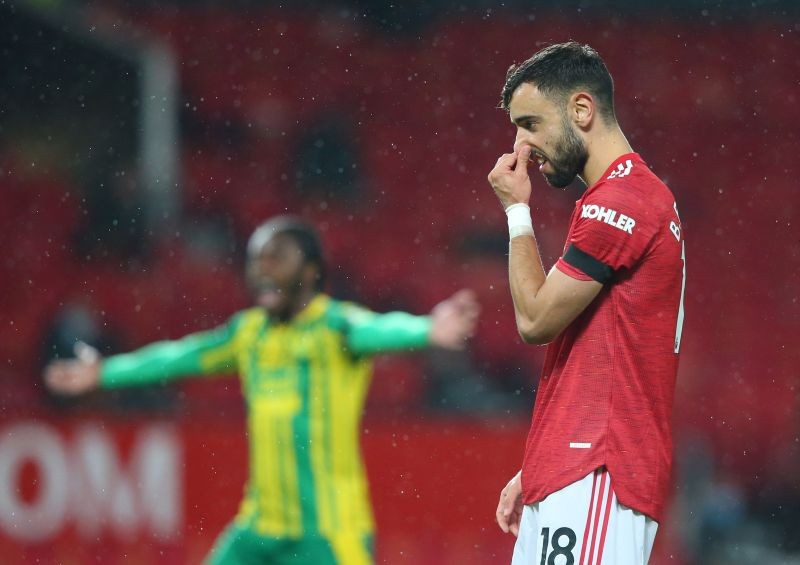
[489,42,685,564]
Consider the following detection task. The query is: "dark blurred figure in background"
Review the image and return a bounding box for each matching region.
[42,301,118,364]
[293,114,363,204]
[44,215,479,565]
[77,165,149,263]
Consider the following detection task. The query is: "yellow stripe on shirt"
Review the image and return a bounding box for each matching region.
[279,396,302,537]
[252,397,283,534]
[329,531,371,565]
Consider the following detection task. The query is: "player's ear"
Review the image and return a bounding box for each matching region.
[301,262,321,289]
[570,92,594,129]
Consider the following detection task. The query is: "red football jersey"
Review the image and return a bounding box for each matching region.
[520,153,685,522]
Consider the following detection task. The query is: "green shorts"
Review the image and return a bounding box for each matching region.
[205,522,375,565]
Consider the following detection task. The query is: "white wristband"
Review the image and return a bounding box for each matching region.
[505,203,534,239]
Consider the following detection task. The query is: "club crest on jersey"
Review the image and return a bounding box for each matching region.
[607,159,634,179]
[581,204,636,234]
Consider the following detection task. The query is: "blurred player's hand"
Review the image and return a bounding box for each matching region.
[488,146,532,209]
[428,289,480,350]
[496,470,524,536]
[44,341,102,396]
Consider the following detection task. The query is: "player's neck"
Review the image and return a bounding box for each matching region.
[270,289,320,323]
[287,290,320,320]
[582,125,633,187]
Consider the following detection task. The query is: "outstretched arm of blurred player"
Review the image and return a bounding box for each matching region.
[488,147,602,344]
[496,470,524,536]
[342,289,480,356]
[45,316,241,395]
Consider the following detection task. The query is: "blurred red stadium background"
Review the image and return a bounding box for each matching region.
[1,2,798,564]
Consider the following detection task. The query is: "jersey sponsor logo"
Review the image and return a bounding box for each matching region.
[606,159,634,179]
[580,204,636,234]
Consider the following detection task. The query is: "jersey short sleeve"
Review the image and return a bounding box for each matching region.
[557,183,657,283]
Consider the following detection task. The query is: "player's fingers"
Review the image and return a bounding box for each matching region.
[462,313,479,335]
[460,324,476,340]
[496,489,509,531]
[49,361,89,390]
[501,489,514,516]
[496,506,509,533]
[74,341,100,364]
[489,153,517,180]
[46,372,74,394]
[44,363,67,386]
[451,288,475,302]
[514,146,531,177]
[464,301,481,320]
[454,289,480,313]
[453,313,477,336]
[499,502,517,533]
[510,518,520,537]
[56,376,78,394]
[495,153,516,168]
[44,363,59,379]
[461,289,480,307]
[452,290,479,316]
[62,372,90,395]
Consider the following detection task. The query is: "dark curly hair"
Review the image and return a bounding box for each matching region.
[247,216,327,291]
[501,41,616,123]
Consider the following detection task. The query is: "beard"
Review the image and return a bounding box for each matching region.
[248,269,307,320]
[543,116,589,189]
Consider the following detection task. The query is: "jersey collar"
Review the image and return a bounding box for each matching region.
[293,293,329,323]
[581,152,643,200]
[600,152,642,183]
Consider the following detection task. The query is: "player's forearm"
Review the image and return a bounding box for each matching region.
[100,339,212,388]
[347,312,432,356]
[508,235,550,344]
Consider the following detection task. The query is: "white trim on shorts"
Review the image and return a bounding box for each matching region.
[511,467,658,565]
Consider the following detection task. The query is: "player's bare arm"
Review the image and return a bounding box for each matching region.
[496,470,524,537]
[488,147,601,344]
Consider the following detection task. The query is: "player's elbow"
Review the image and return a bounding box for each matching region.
[516,317,556,345]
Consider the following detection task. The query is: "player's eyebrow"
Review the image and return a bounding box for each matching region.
[511,114,542,127]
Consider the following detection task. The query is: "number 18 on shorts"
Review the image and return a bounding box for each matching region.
[511,468,658,565]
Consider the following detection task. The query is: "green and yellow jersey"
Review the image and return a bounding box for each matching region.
[101,294,431,543]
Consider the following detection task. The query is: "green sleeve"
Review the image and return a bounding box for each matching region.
[333,302,432,356]
[100,313,242,389]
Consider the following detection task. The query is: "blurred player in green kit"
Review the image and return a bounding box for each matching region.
[45,215,480,565]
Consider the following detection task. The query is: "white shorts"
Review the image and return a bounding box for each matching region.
[511,467,658,565]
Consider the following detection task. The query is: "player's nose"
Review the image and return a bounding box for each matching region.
[513,130,533,154]
[513,139,532,155]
